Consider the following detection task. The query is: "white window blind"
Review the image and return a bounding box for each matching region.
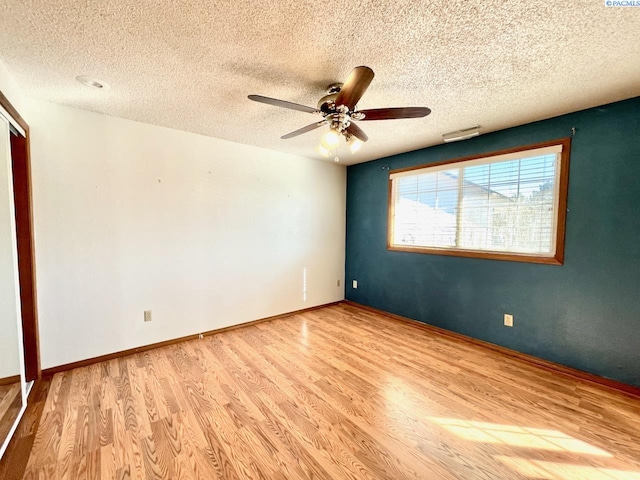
[390,144,564,257]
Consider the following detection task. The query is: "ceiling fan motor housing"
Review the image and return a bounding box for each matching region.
[318,93,338,114]
[317,83,344,113]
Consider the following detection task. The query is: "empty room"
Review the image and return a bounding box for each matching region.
[1,1,639,479]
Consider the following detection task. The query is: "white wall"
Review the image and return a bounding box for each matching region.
[25,98,346,370]
[0,60,28,118]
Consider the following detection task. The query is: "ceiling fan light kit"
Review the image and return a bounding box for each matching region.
[248,66,431,158]
[321,128,341,149]
[317,145,331,157]
[347,135,364,153]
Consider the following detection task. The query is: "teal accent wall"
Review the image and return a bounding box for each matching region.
[345,96,640,387]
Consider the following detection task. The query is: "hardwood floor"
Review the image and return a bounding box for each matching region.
[4,303,640,479]
[0,379,50,480]
[0,382,22,446]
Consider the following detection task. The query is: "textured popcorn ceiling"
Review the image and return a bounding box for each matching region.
[0,1,639,165]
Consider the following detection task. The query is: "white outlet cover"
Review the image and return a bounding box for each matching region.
[504,314,513,327]
[352,280,358,289]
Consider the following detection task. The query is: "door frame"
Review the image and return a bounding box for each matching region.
[0,90,40,381]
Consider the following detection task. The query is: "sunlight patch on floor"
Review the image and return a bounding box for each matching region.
[496,456,640,480]
[428,417,611,457]
[382,376,427,413]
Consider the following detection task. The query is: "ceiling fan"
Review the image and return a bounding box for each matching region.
[248,66,431,156]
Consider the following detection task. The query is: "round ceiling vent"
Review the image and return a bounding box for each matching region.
[76,76,109,89]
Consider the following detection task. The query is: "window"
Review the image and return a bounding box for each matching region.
[388,138,570,264]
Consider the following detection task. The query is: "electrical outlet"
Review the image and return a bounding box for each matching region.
[337,279,341,287]
[144,310,152,322]
[504,313,513,327]
[352,280,358,289]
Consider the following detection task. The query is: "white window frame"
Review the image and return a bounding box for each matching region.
[387,138,571,264]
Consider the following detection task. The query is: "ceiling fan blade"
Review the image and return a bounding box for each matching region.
[357,107,432,121]
[248,95,320,114]
[281,120,328,139]
[335,66,375,110]
[346,122,368,142]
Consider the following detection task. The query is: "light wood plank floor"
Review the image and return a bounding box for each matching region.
[0,382,22,445]
[10,303,640,479]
